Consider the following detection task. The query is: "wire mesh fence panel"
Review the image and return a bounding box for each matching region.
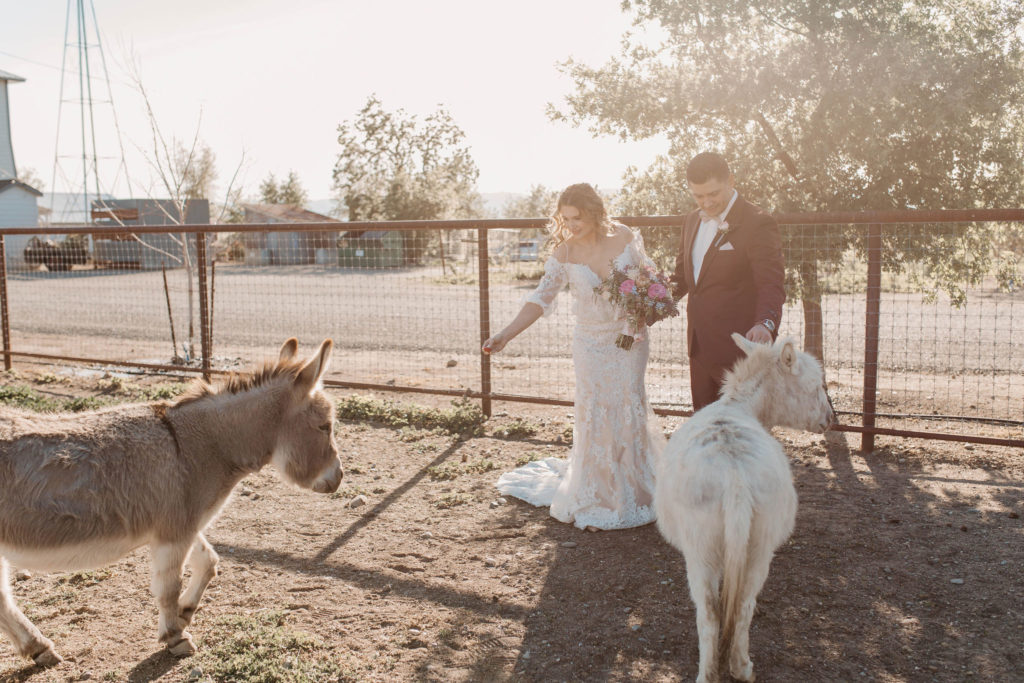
[1,216,1021,444]
[3,235,207,365]
[784,221,1023,436]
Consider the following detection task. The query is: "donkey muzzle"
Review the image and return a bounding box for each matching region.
[312,461,343,494]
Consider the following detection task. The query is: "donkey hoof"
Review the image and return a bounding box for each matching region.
[729,660,755,682]
[32,647,63,667]
[167,632,196,657]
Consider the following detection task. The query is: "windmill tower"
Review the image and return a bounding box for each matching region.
[48,0,130,225]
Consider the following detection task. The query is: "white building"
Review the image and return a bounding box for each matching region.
[0,69,41,268]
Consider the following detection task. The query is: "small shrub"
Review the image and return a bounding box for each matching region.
[96,376,127,394]
[491,418,539,439]
[464,458,497,474]
[427,458,496,481]
[329,485,368,500]
[515,451,546,467]
[136,382,189,401]
[561,423,574,444]
[63,396,107,412]
[195,611,349,683]
[336,396,485,436]
[434,493,472,509]
[427,463,461,481]
[0,385,60,412]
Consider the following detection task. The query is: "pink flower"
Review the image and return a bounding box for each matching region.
[647,283,668,299]
[619,279,636,295]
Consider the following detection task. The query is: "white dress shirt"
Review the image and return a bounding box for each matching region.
[692,189,738,282]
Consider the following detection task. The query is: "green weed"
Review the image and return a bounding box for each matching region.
[0,385,60,412]
[491,418,539,439]
[427,458,496,481]
[194,611,351,683]
[514,451,546,467]
[336,396,485,436]
[434,493,472,509]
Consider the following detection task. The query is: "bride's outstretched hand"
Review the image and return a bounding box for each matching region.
[482,333,507,355]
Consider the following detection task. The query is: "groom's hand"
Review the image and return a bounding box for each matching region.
[744,323,772,344]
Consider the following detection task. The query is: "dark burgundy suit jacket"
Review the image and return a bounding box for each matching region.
[671,194,785,370]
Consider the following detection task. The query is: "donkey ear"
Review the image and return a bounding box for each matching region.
[279,338,299,363]
[779,339,799,374]
[731,332,757,356]
[296,339,333,392]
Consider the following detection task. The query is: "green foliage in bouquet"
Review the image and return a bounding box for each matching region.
[593,262,679,350]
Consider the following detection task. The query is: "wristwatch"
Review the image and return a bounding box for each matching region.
[760,318,776,334]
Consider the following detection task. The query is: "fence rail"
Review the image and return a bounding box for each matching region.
[1,209,1022,450]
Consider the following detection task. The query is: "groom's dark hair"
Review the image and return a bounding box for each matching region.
[686,152,731,184]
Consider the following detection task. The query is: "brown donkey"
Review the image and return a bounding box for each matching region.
[0,338,342,665]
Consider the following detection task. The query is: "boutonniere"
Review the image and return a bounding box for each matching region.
[711,220,732,249]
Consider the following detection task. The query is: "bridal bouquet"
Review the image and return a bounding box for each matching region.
[594,263,679,350]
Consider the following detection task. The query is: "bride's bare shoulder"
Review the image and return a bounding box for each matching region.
[552,242,570,263]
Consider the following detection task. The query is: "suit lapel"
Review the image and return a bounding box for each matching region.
[683,212,701,291]
[695,195,746,289]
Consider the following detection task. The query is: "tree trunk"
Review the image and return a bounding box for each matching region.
[181,232,195,359]
[798,258,825,365]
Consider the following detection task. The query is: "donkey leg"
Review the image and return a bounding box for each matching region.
[727,547,774,683]
[178,533,219,627]
[0,559,62,666]
[686,559,720,683]
[150,541,195,656]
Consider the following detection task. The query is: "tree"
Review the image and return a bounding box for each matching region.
[127,57,244,361]
[258,170,308,206]
[16,167,45,192]
[502,184,559,218]
[553,0,1024,361]
[332,95,483,264]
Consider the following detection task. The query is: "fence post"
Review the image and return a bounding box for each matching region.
[0,236,10,371]
[477,227,492,417]
[196,232,212,381]
[861,223,882,452]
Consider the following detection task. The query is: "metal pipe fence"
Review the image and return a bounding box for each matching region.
[0,210,1021,450]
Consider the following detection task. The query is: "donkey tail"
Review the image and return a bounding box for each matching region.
[720,475,753,655]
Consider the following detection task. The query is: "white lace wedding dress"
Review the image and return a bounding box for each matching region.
[496,227,664,530]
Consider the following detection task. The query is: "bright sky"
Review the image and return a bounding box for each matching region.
[1,0,668,207]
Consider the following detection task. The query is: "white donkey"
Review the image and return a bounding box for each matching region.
[0,338,342,666]
[656,333,833,683]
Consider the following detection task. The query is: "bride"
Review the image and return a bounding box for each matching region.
[482,183,664,530]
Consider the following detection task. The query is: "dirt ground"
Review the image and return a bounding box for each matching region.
[0,365,1022,683]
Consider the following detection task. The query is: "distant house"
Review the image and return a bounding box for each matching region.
[0,179,42,268]
[240,203,340,265]
[91,198,210,270]
[0,69,42,269]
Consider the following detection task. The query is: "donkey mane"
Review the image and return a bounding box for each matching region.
[173,359,306,407]
[718,343,774,401]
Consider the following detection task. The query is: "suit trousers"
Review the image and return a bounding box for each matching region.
[689,351,733,412]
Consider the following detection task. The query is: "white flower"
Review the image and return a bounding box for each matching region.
[717,220,730,234]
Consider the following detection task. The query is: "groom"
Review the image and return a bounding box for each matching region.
[670,152,785,411]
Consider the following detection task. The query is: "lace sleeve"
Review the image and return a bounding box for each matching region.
[523,255,567,316]
[627,227,657,271]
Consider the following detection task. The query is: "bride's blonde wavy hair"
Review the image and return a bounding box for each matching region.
[548,183,615,248]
